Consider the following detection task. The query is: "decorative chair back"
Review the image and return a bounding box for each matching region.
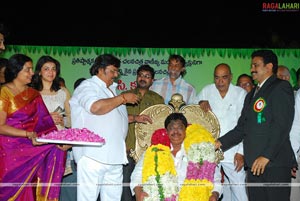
[130,93,221,162]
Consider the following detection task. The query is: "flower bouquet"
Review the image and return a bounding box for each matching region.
[36,128,106,146]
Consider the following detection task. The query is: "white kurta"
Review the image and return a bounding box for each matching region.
[196,83,246,163]
[70,75,128,165]
[196,83,248,201]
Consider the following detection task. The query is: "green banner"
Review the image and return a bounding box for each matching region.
[3,45,300,94]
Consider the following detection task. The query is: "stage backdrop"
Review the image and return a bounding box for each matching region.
[3,46,300,94]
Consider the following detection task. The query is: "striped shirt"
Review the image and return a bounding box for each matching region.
[150,76,197,105]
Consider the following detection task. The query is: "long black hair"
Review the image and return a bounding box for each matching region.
[5,54,32,83]
[31,55,61,92]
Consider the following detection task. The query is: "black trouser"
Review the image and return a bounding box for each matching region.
[121,154,136,201]
[246,166,291,201]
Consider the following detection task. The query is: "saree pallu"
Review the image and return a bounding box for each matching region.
[0,87,66,201]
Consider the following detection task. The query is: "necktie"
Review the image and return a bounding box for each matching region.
[254,85,260,97]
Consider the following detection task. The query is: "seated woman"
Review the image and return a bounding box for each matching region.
[130,112,222,201]
[0,54,67,201]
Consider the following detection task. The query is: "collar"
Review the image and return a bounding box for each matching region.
[258,75,272,88]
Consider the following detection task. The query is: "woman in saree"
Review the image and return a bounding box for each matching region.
[0,54,66,201]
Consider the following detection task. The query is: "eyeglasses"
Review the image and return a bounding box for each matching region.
[137,73,152,79]
[238,82,252,87]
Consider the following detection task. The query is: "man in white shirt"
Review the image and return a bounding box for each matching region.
[70,54,145,201]
[196,63,248,201]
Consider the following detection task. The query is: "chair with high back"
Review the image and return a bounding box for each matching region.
[129,93,222,163]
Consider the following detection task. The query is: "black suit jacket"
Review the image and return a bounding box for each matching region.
[219,75,296,168]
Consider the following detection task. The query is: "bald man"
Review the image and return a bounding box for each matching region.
[277,65,290,81]
[196,63,248,201]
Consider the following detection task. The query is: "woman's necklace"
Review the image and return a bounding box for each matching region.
[21,90,29,100]
[11,83,29,101]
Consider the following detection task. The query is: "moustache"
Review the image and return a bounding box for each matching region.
[168,70,180,75]
[251,71,257,75]
[138,80,146,84]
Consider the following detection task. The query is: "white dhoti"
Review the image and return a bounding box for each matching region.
[221,162,248,201]
[291,153,300,201]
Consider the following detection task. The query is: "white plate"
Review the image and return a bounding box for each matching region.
[36,138,105,146]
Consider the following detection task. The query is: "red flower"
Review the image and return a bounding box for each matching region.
[151,128,170,148]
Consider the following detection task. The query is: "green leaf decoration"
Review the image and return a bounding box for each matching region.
[5,45,300,59]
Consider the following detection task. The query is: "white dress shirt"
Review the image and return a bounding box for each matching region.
[196,83,247,163]
[70,75,128,165]
[290,89,300,158]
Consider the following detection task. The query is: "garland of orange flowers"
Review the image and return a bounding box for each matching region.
[141,124,217,201]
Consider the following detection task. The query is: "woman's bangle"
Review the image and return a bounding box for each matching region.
[25,131,33,139]
[121,94,127,104]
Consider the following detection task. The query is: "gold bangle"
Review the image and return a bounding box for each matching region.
[26,131,32,139]
[121,94,127,104]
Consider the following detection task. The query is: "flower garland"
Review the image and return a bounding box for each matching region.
[179,124,216,201]
[141,124,217,201]
[142,144,179,201]
[142,128,178,201]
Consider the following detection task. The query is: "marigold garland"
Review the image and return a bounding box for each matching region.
[179,124,216,201]
[142,144,179,201]
[179,179,213,201]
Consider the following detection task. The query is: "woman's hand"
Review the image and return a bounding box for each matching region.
[27,131,46,146]
[56,144,72,151]
[50,112,64,126]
